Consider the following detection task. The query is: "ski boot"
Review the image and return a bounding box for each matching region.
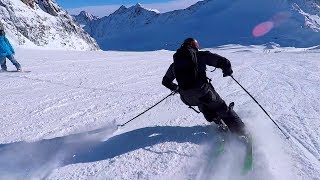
[1,64,7,72]
[14,63,22,72]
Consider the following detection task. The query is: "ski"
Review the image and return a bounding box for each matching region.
[217,118,253,175]
[0,70,31,73]
[214,127,227,157]
[227,102,253,174]
[241,134,253,175]
[199,124,227,178]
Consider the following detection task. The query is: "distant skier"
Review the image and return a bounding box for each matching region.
[0,29,22,71]
[162,38,246,135]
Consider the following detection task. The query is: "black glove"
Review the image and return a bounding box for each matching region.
[223,68,233,77]
[172,84,179,94]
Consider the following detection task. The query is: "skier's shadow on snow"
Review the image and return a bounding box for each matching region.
[69,125,217,164]
[0,125,218,176]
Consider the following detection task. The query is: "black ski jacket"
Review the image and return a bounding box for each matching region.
[162,50,233,91]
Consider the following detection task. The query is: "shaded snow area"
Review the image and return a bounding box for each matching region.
[0,46,319,179]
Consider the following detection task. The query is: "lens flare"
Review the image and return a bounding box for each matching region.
[252,12,291,37]
[271,12,291,27]
[252,21,274,37]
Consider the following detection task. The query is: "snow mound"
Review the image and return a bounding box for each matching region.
[264,42,281,49]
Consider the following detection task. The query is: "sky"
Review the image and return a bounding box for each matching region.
[56,0,201,17]
[56,0,174,8]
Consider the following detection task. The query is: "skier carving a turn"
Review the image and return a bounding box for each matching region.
[162,38,246,136]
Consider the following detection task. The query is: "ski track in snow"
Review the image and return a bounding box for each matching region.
[0,47,319,179]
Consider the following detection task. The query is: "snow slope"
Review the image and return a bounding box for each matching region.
[0,46,319,179]
[0,0,99,50]
[82,0,320,51]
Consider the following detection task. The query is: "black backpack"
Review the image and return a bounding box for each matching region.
[173,46,199,90]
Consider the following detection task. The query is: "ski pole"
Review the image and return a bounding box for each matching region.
[119,92,175,127]
[230,75,290,139]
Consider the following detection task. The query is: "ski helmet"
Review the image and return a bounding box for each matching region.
[183,38,200,49]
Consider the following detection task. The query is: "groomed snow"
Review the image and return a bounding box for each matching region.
[0,46,319,179]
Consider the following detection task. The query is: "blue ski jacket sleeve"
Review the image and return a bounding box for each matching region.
[0,36,15,57]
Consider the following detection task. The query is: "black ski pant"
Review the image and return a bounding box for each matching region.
[180,83,245,135]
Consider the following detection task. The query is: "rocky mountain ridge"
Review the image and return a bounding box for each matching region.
[0,0,99,50]
[75,0,320,50]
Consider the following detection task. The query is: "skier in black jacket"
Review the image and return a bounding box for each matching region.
[162,38,246,135]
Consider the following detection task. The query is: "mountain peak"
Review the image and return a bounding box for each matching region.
[112,5,128,15]
[127,3,145,11]
[73,11,98,27]
[134,3,142,8]
[119,5,127,10]
[79,11,88,16]
[111,3,157,16]
[77,11,97,20]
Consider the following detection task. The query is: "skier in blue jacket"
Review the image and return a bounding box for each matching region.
[0,29,21,71]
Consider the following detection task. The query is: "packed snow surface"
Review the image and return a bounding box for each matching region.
[0,46,319,179]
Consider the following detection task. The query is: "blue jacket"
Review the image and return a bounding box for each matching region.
[0,36,15,57]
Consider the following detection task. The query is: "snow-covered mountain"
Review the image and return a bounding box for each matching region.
[83,3,159,51]
[82,0,320,51]
[72,11,98,27]
[0,0,99,50]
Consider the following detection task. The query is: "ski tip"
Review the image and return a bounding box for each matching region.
[4,70,31,73]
